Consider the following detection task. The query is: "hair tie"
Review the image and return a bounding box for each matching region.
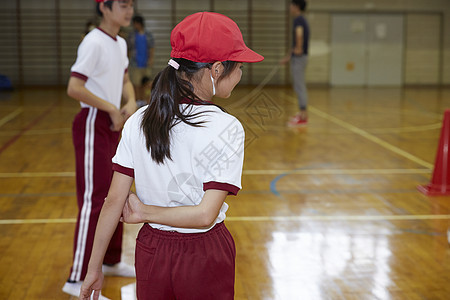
[168,59,180,70]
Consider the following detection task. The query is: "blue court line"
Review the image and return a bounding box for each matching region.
[270,164,333,196]
[270,172,288,197]
[270,167,309,197]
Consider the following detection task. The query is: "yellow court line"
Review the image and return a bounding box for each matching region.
[1,214,449,225]
[287,97,434,169]
[0,218,77,224]
[243,168,431,175]
[0,128,72,136]
[226,215,450,222]
[308,106,433,169]
[0,172,75,178]
[24,128,71,135]
[0,169,432,178]
[369,123,441,134]
[0,108,23,128]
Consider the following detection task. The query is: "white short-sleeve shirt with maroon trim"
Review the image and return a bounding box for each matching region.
[112,103,245,233]
[70,28,128,109]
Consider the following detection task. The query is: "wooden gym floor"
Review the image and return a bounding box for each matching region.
[0,85,449,299]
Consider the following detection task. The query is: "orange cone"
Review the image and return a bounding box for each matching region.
[418,109,450,196]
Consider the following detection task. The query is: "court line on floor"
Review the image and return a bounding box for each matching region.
[0,172,76,178]
[0,192,76,198]
[1,214,449,225]
[0,188,422,198]
[244,122,441,134]
[308,105,433,169]
[268,168,431,196]
[368,123,441,133]
[244,168,431,175]
[268,94,435,196]
[0,108,22,128]
[0,104,57,154]
[284,93,433,169]
[227,215,450,221]
[0,128,71,136]
[0,218,77,224]
[0,168,432,178]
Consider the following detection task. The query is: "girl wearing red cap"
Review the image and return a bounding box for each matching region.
[80,12,263,300]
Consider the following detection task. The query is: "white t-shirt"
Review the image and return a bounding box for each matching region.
[112,103,245,233]
[70,28,128,109]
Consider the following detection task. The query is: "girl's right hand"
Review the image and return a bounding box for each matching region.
[121,192,147,224]
[80,271,104,300]
[109,107,125,131]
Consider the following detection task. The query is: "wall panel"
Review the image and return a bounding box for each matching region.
[59,8,97,85]
[0,0,448,86]
[306,12,331,84]
[21,9,58,85]
[251,10,287,85]
[0,5,20,85]
[404,14,441,84]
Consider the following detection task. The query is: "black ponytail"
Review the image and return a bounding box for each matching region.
[141,58,239,164]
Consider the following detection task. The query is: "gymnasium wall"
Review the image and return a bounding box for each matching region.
[309,0,449,86]
[0,0,448,87]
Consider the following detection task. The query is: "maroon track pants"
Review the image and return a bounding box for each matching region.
[69,107,123,282]
[136,222,236,300]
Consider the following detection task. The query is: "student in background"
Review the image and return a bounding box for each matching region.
[63,1,137,299]
[281,0,310,127]
[127,14,155,104]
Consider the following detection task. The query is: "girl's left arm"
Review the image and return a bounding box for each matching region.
[80,172,133,299]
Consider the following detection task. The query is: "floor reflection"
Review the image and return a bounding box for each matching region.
[267,228,392,299]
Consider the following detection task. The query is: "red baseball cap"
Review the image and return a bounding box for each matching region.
[170,12,264,63]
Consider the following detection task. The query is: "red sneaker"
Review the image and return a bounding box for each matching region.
[287,115,308,127]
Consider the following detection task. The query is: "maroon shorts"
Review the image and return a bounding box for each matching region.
[135,222,236,300]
